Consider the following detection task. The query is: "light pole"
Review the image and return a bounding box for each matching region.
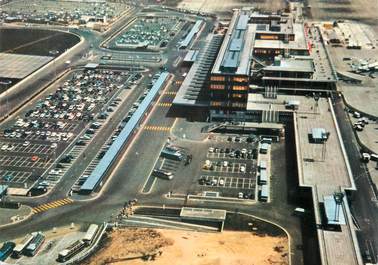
[49,50,60,81]
[0,80,12,119]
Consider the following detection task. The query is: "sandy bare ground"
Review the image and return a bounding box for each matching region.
[86,228,288,265]
[307,0,378,33]
[176,0,286,17]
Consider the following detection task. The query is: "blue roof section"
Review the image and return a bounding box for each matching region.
[324,195,346,225]
[236,14,249,30]
[220,14,247,71]
[80,72,169,193]
[180,20,203,48]
[230,39,243,51]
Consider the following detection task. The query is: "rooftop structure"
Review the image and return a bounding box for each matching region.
[180,20,204,49]
[212,9,254,76]
[0,53,53,79]
[294,97,362,265]
[323,195,346,226]
[180,207,226,222]
[80,72,169,194]
[173,34,223,107]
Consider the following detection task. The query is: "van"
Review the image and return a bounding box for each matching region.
[152,169,174,180]
[353,112,361,118]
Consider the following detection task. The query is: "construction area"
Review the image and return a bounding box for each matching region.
[85,228,288,265]
[176,0,286,16]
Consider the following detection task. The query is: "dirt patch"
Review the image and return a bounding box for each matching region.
[86,228,288,265]
[175,0,286,18]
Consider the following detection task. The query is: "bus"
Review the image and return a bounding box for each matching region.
[83,224,99,246]
[57,240,86,262]
[161,148,183,161]
[0,242,15,261]
[12,234,34,258]
[24,232,45,257]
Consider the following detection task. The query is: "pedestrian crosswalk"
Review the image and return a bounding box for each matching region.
[143,126,171,132]
[157,102,172,107]
[32,198,74,214]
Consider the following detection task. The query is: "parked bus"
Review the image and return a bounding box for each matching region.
[12,234,34,258]
[0,242,15,261]
[57,240,86,262]
[24,232,45,257]
[83,224,99,246]
[161,148,183,161]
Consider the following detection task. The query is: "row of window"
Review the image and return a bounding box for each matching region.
[209,84,248,91]
[210,76,248,83]
[210,101,247,108]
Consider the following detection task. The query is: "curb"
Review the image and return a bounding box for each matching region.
[0,205,34,229]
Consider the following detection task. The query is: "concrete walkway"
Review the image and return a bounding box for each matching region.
[0,205,33,228]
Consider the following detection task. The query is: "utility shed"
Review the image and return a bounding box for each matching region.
[259,160,267,169]
[180,207,226,231]
[310,128,328,143]
[260,143,270,154]
[259,184,269,201]
[0,185,8,198]
[323,195,346,225]
[259,169,268,184]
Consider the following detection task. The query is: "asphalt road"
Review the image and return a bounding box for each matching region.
[0,7,305,265]
[333,96,378,262]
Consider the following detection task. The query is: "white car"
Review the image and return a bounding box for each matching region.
[240,165,246,173]
[241,148,247,154]
[219,179,225,186]
[1,144,8,151]
[23,141,30,147]
[49,169,62,175]
[223,161,228,167]
[7,145,15,151]
[208,147,214,153]
[238,192,244,199]
[211,179,218,186]
[51,143,58,149]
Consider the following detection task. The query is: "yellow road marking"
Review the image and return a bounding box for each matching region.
[143,126,171,132]
[32,198,73,214]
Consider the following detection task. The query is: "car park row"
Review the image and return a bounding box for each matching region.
[0,69,133,193]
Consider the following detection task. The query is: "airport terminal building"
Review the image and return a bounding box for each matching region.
[173,7,337,121]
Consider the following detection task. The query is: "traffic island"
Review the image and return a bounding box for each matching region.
[0,205,33,228]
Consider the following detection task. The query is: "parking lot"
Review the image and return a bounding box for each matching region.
[0,68,135,193]
[198,135,258,199]
[112,15,184,50]
[0,0,131,27]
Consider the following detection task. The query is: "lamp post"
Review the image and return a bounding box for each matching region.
[49,50,60,81]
